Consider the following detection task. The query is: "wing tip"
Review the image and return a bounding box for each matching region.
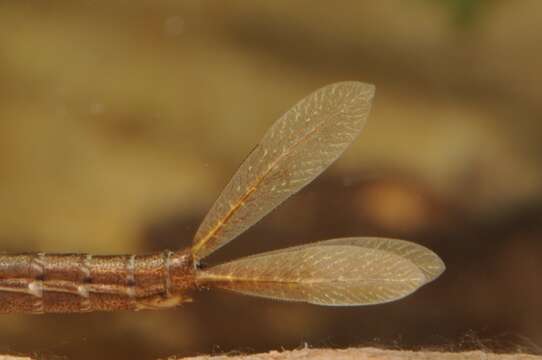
[334,80,376,100]
[424,255,446,283]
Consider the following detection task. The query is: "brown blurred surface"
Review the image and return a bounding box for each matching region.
[1,1,542,359]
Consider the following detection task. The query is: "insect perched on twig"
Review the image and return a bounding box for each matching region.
[0,82,444,314]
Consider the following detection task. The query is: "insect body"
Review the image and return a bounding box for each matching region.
[0,82,444,314]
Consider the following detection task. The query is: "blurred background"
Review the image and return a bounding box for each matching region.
[1,1,541,359]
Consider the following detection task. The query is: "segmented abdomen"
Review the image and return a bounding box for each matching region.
[0,251,190,314]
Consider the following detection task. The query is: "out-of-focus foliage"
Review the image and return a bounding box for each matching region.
[433,0,492,26]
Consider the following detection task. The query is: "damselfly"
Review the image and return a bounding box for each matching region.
[0,82,444,314]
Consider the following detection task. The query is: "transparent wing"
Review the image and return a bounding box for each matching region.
[316,238,445,282]
[192,82,375,260]
[197,243,428,306]
[239,237,445,283]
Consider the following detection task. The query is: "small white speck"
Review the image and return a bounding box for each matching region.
[164,16,184,36]
[55,105,68,118]
[28,281,43,297]
[55,86,68,97]
[342,177,355,187]
[127,287,136,298]
[90,103,105,115]
[78,285,90,298]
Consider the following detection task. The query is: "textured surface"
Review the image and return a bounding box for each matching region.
[192,82,375,260]
[3,348,541,360]
[180,347,542,360]
[198,242,427,305]
[0,250,194,313]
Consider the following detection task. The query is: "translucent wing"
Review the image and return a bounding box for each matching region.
[239,237,445,283]
[197,243,428,306]
[192,82,375,260]
[316,238,445,282]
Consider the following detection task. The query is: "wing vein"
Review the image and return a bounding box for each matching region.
[192,125,321,256]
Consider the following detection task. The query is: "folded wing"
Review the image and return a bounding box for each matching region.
[240,237,445,283]
[197,238,439,306]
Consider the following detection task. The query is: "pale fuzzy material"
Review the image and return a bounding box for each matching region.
[178,347,542,360]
